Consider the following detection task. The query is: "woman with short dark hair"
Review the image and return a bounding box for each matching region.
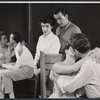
[34,15,61,74]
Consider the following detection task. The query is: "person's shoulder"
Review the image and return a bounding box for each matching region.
[23,45,32,55]
[38,34,44,40]
[71,22,80,28]
[23,45,29,51]
[22,45,27,50]
[83,59,93,66]
[70,22,81,32]
[80,59,93,70]
[52,32,59,39]
[39,34,43,38]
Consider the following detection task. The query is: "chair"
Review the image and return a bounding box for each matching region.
[40,51,64,98]
[13,43,39,98]
[25,43,39,98]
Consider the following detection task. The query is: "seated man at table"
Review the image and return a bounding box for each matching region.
[50,33,100,98]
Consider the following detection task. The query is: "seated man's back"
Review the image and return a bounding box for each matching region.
[83,58,100,98]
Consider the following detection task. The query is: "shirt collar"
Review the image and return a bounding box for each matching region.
[43,32,53,38]
[14,42,21,51]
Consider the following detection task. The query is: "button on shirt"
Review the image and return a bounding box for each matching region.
[34,32,60,65]
[57,58,100,98]
[2,42,35,70]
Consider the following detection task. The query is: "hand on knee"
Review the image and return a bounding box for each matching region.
[34,68,40,76]
[49,70,53,80]
[9,93,15,98]
[52,63,58,72]
[49,70,57,81]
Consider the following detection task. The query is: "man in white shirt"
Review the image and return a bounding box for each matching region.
[50,33,100,98]
[0,32,35,98]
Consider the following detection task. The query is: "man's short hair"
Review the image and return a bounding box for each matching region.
[38,15,56,27]
[68,33,91,53]
[0,31,6,40]
[54,7,68,16]
[12,32,22,43]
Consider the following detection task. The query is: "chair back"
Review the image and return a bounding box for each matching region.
[40,51,64,98]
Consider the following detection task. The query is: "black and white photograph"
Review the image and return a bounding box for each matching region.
[0,2,100,99]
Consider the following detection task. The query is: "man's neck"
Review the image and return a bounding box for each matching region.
[62,20,70,29]
[80,50,91,58]
[14,42,18,48]
[66,20,69,25]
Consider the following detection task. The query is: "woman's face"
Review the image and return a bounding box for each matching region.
[9,34,15,44]
[1,35,7,44]
[41,22,53,36]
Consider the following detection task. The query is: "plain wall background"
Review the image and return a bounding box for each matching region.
[0,3,100,49]
[0,4,28,42]
[30,3,100,49]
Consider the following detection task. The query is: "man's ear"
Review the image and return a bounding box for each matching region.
[51,26,53,30]
[65,49,68,54]
[75,49,78,54]
[65,14,68,18]
[75,49,80,57]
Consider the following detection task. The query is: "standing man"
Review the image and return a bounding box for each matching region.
[52,7,82,97]
[54,7,81,53]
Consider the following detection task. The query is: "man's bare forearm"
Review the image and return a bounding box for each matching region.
[52,57,88,75]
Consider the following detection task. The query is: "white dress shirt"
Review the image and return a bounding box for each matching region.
[2,42,35,70]
[57,59,100,98]
[34,32,61,65]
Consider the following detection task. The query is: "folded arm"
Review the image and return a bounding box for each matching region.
[57,63,93,93]
[52,56,91,75]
